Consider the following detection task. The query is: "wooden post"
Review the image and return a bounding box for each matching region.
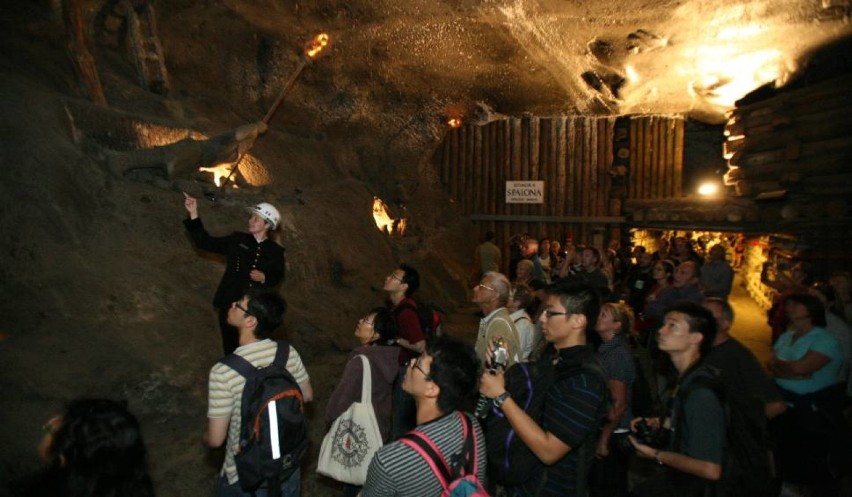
[674,118,684,197]
[473,125,483,215]
[63,0,107,106]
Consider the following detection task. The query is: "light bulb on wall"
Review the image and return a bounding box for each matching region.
[698,181,720,196]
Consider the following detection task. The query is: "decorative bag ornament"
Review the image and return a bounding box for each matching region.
[317,355,383,485]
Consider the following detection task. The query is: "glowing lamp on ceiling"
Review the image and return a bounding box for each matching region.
[448,117,462,128]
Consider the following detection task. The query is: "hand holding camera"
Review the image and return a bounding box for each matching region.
[476,338,510,417]
[621,417,670,455]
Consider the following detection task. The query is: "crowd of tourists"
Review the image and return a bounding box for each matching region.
[12,199,852,497]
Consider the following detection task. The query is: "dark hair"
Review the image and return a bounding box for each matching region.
[48,398,154,497]
[703,297,735,323]
[665,301,718,357]
[426,337,480,413]
[484,231,495,241]
[545,280,601,333]
[369,306,398,343]
[399,263,420,297]
[582,247,601,264]
[510,283,534,309]
[786,293,827,327]
[245,290,287,339]
[679,260,701,280]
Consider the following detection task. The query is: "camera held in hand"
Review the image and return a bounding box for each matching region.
[617,418,670,454]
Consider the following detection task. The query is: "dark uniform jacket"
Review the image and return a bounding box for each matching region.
[184,217,285,308]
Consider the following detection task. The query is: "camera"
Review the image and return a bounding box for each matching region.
[489,338,508,373]
[475,338,509,418]
[616,419,670,454]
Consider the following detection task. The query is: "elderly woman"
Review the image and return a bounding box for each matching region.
[589,302,637,497]
[514,259,535,285]
[768,293,848,495]
[325,307,400,495]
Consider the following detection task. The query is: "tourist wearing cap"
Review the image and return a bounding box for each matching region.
[183,194,286,355]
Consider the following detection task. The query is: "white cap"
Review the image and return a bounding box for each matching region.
[249,202,280,230]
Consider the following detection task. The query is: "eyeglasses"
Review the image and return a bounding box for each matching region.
[358,317,374,327]
[408,357,432,381]
[476,282,496,292]
[387,272,403,282]
[234,301,252,316]
[542,309,569,318]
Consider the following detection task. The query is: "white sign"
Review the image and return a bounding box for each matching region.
[505,181,544,204]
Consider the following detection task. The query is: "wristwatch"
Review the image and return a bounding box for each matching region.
[493,392,511,409]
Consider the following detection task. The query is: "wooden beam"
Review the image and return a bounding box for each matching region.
[470,214,626,223]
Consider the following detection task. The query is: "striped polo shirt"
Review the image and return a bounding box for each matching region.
[207,339,310,484]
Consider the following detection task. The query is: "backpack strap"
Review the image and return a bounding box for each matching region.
[218,340,291,378]
[271,340,291,370]
[219,352,256,379]
[399,412,477,490]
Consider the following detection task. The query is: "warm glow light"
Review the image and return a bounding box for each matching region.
[305,33,330,58]
[625,65,639,82]
[199,163,237,187]
[691,44,784,107]
[698,182,720,196]
[447,118,462,128]
[372,197,406,235]
[717,24,764,41]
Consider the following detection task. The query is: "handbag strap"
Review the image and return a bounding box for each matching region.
[358,354,373,403]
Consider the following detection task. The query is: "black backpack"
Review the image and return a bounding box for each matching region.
[483,355,611,488]
[219,341,309,496]
[394,300,444,339]
[676,368,773,497]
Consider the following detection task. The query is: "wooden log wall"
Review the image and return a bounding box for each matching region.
[432,115,685,272]
[627,116,683,200]
[724,73,852,199]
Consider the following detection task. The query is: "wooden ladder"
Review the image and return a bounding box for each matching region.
[124,0,170,95]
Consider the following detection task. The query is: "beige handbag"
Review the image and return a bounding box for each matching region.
[317,355,383,485]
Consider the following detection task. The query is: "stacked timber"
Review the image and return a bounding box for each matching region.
[724,74,852,198]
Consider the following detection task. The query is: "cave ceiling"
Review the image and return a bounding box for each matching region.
[150,0,852,128]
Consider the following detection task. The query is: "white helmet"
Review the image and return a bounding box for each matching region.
[249,202,280,230]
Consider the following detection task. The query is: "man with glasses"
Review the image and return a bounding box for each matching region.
[362,337,486,496]
[472,271,521,368]
[384,263,427,438]
[204,290,314,497]
[384,263,426,365]
[480,281,608,496]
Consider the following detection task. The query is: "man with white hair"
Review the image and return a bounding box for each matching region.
[184,194,286,354]
[472,271,521,368]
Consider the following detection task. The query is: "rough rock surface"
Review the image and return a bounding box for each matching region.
[0,0,849,495]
